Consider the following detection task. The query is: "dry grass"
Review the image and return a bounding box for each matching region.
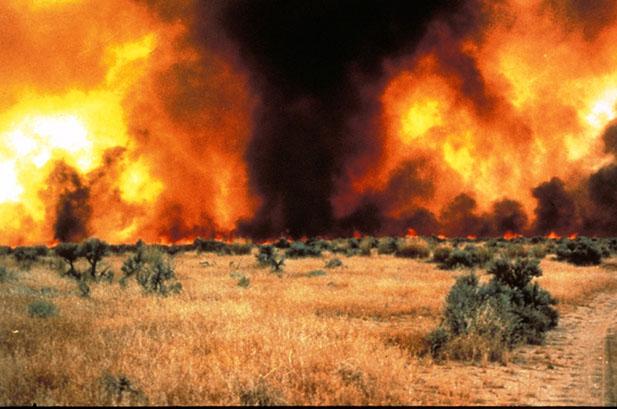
[1,249,616,405]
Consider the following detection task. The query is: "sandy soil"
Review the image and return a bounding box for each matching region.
[409,289,617,405]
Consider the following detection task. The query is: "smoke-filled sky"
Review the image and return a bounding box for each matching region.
[3,0,617,245]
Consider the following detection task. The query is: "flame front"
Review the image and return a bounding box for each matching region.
[0,0,255,245]
[344,0,617,230]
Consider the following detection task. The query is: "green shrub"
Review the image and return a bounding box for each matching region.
[377,237,398,255]
[256,245,285,275]
[325,258,343,268]
[285,242,322,258]
[529,245,547,259]
[556,238,603,265]
[101,373,148,405]
[79,238,109,280]
[431,246,452,264]
[237,275,250,288]
[439,245,493,270]
[28,300,58,318]
[54,242,82,279]
[429,257,558,362]
[13,247,38,269]
[120,248,182,296]
[0,266,14,283]
[394,239,430,259]
[501,244,528,259]
[307,269,327,277]
[229,242,253,255]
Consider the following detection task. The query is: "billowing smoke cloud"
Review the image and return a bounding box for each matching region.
[532,177,578,235]
[491,199,529,236]
[47,164,91,242]
[215,0,466,238]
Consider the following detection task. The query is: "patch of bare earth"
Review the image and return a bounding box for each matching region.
[410,289,617,406]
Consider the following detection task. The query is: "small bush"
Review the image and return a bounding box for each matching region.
[54,242,81,279]
[325,258,343,268]
[307,269,327,277]
[256,245,285,275]
[429,257,558,362]
[0,266,14,283]
[556,238,603,265]
[377,237,398,255]
[13,247,38,269]
[238,379,284,406]
[101,373,148,405]
[28,300,58,318]
[237,275,250,288]
[79,238,109,280]
[431,246,452,264]
[285,242,322,258]
[439,245,493,270]
[229,242,253,255]
[394,239,430,259]
[120,248,182,296]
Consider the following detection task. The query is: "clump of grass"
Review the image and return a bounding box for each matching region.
[256,245,285,276]
[236,275,251,288]
[28,300,58,318]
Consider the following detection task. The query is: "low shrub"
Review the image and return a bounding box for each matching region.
[428,257,558,362]
[13,247,38,269]
[438,245,493,270]
[431,246,452,264]
[556,237,604,265]
[377,237,398,255]
[101,373,148,405]
[237,275,250,288]
[28,300,58,318]
[325,258,343,268]
[54,242,81,280]
[256,245,285,275]
[285,242,322,258]
[120,247,182,296]
[307,269,327,277]
[0,266,14,283]
[394,238,430,259]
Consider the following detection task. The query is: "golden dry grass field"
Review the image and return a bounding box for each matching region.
[2,247,617,405]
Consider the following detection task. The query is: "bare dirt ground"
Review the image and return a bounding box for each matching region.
[410,289,617,405]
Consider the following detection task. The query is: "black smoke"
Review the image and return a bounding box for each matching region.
[49,165,91,242]
[215,0,469,238]
[531,177,578,235]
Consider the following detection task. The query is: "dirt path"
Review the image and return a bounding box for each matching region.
[412,290,617,405]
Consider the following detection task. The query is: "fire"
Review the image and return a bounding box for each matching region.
[0,0,256,246]
[546,231,561,239]
[367,0,617,220]
[503,231,522,240]
[406,228,417,238]
[352,230,363,239]
[568,233,578,240]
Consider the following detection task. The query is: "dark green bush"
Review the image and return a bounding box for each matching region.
[325,258,343,268]
[13,247,38,269]
[428,257,558,362]
[439,245,493,270]
[431,246,452,264]
[556,238,603,265]
[256,245,285,274]
[28,300,58,318]
[237,275,250,288]
[54,242,81,279]
[79,238,109,280]
[377,237,398,255]
[307,269,327,277]
[0,266,14,283]
[285,242,322,258]
[394,239,430,259]
[120,248,182,296]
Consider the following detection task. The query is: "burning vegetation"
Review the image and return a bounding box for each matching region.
[3,0,617,245]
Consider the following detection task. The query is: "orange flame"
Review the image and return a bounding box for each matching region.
[546,231,561,239]
[503,231,522,240]
[405,227,417,238]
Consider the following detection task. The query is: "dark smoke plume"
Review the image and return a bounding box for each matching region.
[439,193,491,237]
[531,177,578,235]
[491,199,528,235]
[216,0,468,238]
[48,164,92,242]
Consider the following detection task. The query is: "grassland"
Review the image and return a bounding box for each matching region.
[1,244,617,405]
